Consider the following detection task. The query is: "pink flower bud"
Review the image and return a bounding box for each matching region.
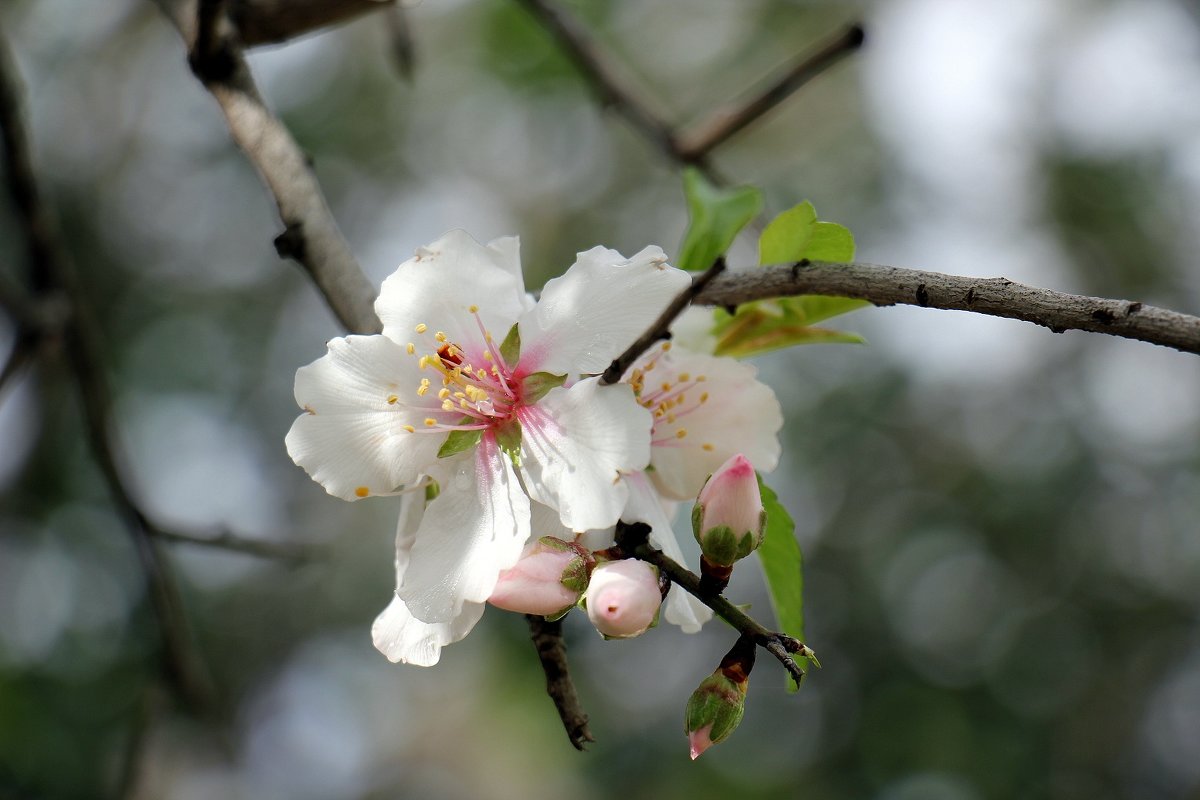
[692,453,766,567]
[488,537,593,618]
[684,670,747,759]
[585,559,662,639]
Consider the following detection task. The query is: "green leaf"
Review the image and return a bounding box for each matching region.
[756,474,807,691]
[758,201,854,265]
[711,300,866,358]
[520,372,566,404]
[437,426,483,459]
[701,200,864,357]
[495,418,522,468]
[678,168,762,271]
[499,323,521,366]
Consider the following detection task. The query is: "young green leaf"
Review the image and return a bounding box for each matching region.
[756,474,807,691]
[495,418,522,468]
[678,168,763,271]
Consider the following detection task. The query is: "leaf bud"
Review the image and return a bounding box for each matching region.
[684,636,755,759]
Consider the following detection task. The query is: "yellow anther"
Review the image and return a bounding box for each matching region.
[678,373,690,382]
[438,388,450,399]
[476,368,488,380]
[415,323,428,334]
[420,377,431,386]
[702,443,714,451]
[696,375,707,382]
[403,424,415,433]
[654,408,666,418]
[666,413,676,424]
[483,351,493,361]
[485,332,493,343]
[355,486,370,498]
[435,331,447,343]
[469,304,479,313]
[491,365,501,376]
[387,395,399,405]
[424,418,437,427]
[416,385,429,397]
[418,355,431,370]
[442,400,455,411]
[406,342,415,355]
[460,399,470,409]
[700,392,709,404]
[661,382,672,392]
[662,342,672,351]
[675,428,688,439]
[454,391,467,399]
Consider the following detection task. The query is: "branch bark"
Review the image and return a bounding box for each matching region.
[615,523,815,686]
[154,0,381,335]
[526,615,594,750]
[694,260,1200,356]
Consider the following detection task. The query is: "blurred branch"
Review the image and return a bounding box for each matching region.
[695,260,1200,356]
[152,0,381,335]
[385,3,416,82]
[600,257,726,384]
[526,615,594,750]
[154,526,324,562]
[615,522,816,686]
[0,24,217,712]
[156,0,394,47]
[513,0,863,182]
[675,24,865,160]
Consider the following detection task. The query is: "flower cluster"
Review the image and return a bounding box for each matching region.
[286,231,782,669]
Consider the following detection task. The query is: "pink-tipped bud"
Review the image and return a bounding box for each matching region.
[488,537,593,618]
[692,453,766,568]
[684,637,754,759]
[585,559,662,639]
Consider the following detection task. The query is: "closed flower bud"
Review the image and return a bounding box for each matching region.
[585,559,662,639]
[488,537,593,618]
[684,637,754,759]
[692,454,766,566]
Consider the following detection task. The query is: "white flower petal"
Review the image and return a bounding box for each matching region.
[516,245,691,376]
[286,335,445,500]
[399,440,531,623]
[646,349,782,500]
[376,230,529,360]
[371,482,486,666]
[623,472,713,633]
[518,377,651,531]
[372,595,486,667]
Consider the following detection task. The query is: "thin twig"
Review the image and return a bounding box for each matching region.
[676,24,865,160]
[600,257,727,384]
[694,260,1200,357]
[614,522,814,686]
[0,24,216,711]
[153,0,381,335]
[154,526,323,562]
[526,615,594,750]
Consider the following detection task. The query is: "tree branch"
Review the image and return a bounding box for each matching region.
[153,0,381,335]
[615,522,815,686]
[155,0,394,48]
[600,257,726,384]
[694,260,1200,356]
[0,25,216,711]
[526,615,594,750]
[675,24,865,160]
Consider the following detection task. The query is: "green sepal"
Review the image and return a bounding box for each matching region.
[495,418,522,468]
[436,425,483,458]
[499,323,521,366]
[543,604,575,623]
[756,474,807,690]
[424,480,440,503]
[521,372,566,404]
[678,168,763,271]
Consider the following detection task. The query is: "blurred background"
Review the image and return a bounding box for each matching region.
[2,0,1200,798]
